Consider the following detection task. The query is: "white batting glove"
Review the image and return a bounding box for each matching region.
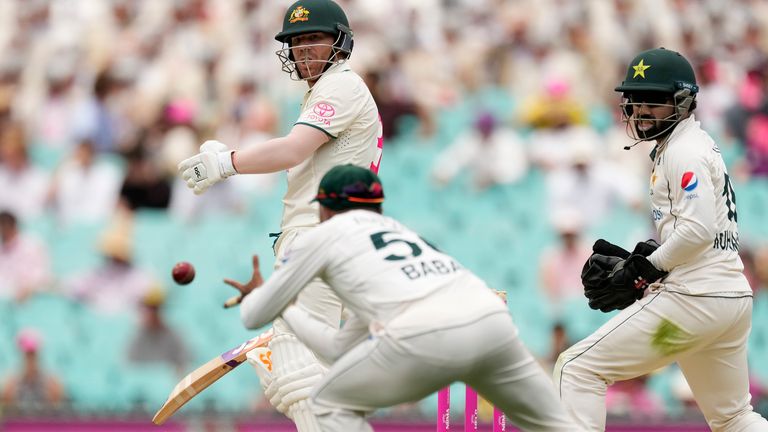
[177,140,237,195]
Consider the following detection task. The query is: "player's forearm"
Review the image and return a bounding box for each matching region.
[647,221,714,271]
[239,276,299,329]
[232,136,307,174]
[284,305,369,363]
[283,305,345,362]
[240,230,332,329]
[239,262,316,329]
[231,124,328,174]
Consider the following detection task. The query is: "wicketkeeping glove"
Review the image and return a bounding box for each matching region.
[631,239,662,258]
[581,239,664,313]
[591,239,631,260]
[607,253,667,293]
[582,254,640,312]
[177,140,237,195]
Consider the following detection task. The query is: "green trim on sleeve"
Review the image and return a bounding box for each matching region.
[295,122,337,139]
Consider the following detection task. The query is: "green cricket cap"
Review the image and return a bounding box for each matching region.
[313,164,384,211]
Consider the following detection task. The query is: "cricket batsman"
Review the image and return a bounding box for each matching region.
[177,1,383,429]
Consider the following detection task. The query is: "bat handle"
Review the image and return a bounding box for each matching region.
[223,294,243,309]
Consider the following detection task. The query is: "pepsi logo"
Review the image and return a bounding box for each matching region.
[681,171,698,192]
[313,102,336,118]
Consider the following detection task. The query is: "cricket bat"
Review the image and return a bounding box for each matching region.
[152,329,274,425]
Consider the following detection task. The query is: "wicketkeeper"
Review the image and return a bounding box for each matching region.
[555,47,768,432]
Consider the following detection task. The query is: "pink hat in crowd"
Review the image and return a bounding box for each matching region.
[16,328,42,353]
[545,78,570,99]
[164,99,196,125]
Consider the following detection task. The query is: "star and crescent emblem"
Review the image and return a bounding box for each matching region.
[632,59,651,78]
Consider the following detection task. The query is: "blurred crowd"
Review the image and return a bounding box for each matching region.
[2,0,768,422]
[1,0,768,221]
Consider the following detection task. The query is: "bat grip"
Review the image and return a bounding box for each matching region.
[223,294,243,309]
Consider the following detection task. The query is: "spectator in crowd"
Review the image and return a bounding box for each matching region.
[754,246,768,294]
[0,57,23,127]
[523,78,597,172]
[24,57,86,156]
[606,375,666,422]
[218,75,280,146]
[118,137,171,211]
[64,211,155,314]
[545,136,642,228]
[542,322,572,373]
[71,70,131,154]
[694,57,737,139]
[49,139,122,225]
[1,328,64,413]
[126,287,189,375]
[362,54,431,140]
[0,210,51,303]
[431,112,528,191]
[725,64,768,179]
[162,99,244,221]
[538,208,592,316]
[0,122,50,219]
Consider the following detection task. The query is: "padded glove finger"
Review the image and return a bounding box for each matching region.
[631,239,662,257]
[609,254,667,291]
[592,239,631,259]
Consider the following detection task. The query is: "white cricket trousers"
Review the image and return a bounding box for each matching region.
[268,228,343,432]
[554,289,768,432]
[310,311,579,432]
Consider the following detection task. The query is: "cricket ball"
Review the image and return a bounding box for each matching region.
[172,261,195,285]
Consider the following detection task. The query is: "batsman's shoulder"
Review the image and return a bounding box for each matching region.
[323,69,366,95]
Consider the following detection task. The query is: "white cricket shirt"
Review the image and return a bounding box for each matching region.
[646,115,751,295]
[240,210,507,336]
[281,62,383,231]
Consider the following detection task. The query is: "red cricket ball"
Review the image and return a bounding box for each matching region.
[172,261,195,285]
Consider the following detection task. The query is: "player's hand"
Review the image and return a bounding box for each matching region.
[592,239,630,259]
[178,140,237,195]
[582,254,639,312]
[631,239,661,257]
[582,239,665,313]
[223,255,263,308]
[608,254,667,292]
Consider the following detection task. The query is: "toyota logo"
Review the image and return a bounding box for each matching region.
[313,102,336,118]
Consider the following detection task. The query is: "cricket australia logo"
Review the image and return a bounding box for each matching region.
[289,6,310,23]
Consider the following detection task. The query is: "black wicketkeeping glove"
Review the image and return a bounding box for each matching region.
[581,239,664,313]
[631,239,662,257]
[582,254,637,312]
[592,239,630,259]
[608,253,667,293]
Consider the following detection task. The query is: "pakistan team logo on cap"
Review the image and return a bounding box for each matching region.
[632,59,651,78]
[289,6,310,23]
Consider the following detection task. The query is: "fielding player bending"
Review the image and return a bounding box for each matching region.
[555,47,768,431]
[177,0,382,430]
[224,164,580,432]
